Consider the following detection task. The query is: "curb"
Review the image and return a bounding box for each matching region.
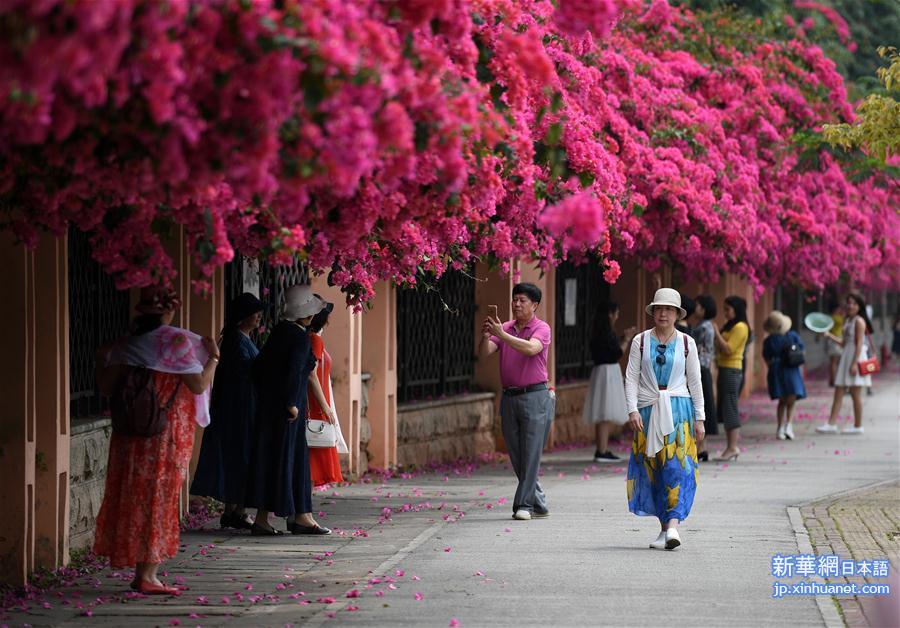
[787,478,900,628]
[787,506,844,628]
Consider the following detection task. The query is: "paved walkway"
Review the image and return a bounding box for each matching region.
[800,480,900,627]
[3,370,898,627]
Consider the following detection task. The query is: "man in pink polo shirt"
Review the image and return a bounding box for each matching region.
[479,282,555,521]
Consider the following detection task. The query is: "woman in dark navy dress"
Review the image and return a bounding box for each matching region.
[244,285,331,536]
[191,293,263,529]
[763,311,806,441]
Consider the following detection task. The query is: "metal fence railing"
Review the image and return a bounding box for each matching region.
[68,230,131,419]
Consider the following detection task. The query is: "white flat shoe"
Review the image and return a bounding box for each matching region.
[776,426,786,440]
[785,424,795,440]
[841,426,864,434]
[649,531,666,550]
[665,528,681,550]
[815,424,838,434]
[512,509,531,521]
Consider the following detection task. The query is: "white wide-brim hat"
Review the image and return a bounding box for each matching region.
[282,284,327,321]
[645,288,687,320]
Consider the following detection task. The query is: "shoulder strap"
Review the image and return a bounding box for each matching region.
[164,379,182,411]
[640,331,645,357]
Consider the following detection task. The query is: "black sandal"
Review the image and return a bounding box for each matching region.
[231,513,254,530]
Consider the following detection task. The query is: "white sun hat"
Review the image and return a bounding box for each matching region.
[282,284,327,321]
[645,288,687,320]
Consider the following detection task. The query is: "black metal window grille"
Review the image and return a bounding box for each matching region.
[397,269,477,404]
[554,260,609,381]
[68,230,131,419]
[223,254,309,346]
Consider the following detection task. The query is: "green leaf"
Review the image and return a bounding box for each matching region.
[489,83,507,110]
[414,121,430,151]
[301,66,327,111]
[494,141,514,160]
[550,91,564,114]
[546,122,563,146]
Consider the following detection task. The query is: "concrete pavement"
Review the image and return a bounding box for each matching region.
[2,370,897,627]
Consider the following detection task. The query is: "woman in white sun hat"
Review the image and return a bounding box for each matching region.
[625,288,705,551]
[244,284,332,536]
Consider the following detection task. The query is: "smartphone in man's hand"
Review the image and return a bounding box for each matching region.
[488,304,499,319]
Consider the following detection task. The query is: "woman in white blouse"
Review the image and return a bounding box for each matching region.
[625,289,705,550]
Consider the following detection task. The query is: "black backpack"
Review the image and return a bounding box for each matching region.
[110,366,179,437]
[782,337,805,368]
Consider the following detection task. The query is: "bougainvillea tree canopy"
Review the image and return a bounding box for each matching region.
[0,0,896,303]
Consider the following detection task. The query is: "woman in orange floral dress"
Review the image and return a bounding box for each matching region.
[94,286,218,595]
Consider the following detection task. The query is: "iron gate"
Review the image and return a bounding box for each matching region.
[554,260,609,381]
[397,269,477,403]
[223,254,309,345]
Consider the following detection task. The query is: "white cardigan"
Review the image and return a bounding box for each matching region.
[624,330,705,456]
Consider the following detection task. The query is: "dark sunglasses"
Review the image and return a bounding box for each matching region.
[656,344,667,365]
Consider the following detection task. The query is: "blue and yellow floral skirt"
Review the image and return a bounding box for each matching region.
[627,404,698,523]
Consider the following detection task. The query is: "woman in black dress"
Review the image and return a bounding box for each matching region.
[191,293,263,529]
[244,285,331,535]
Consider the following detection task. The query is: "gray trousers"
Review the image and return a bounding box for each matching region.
[500,389,555,513]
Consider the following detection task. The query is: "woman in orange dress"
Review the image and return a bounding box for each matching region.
[307,300,344,485]
[93,286,218,595]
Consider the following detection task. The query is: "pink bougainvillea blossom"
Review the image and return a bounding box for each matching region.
[794,1,853,47]
[0,0,895,303]
[554,0,621,38]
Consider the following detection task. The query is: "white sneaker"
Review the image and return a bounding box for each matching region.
[841,426,864,435]
[815,423,838,434]
[785,424,795,440]
[512,510,531,521]
[776,426,786,440]
[665,528,681,550]
[649,531,666,550]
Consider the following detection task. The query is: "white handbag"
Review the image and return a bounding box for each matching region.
[306,418,337,448]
